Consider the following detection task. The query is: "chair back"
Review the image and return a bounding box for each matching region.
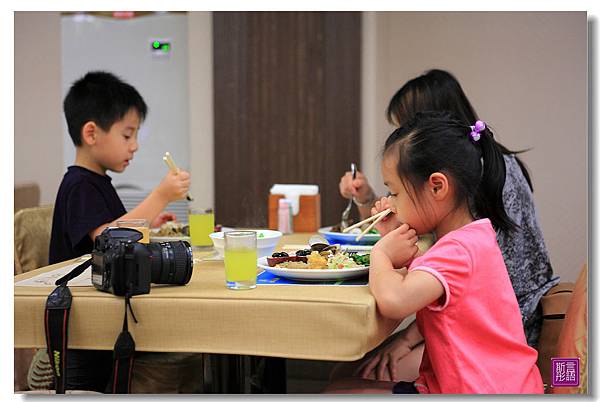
[536,281,574,387]
[550,264,588,394]
[14,205,54,275]
[14,183,40,213]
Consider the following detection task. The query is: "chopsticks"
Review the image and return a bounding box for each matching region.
[163,152,194,202]
[342,208,392,241]
[342,208,391,233]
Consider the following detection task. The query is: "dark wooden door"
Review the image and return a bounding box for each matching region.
[213,11,361,228]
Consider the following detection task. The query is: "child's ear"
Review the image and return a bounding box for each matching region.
[428,172,449,200]
[81,121,98,145]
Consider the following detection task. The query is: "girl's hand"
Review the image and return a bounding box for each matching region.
[371,197,401,236]
[373,223,419,268]
[151,212,177,228]
[338,170,375,206]
[156,170,191,202]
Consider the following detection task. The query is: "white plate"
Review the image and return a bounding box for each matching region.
[149,235,191,243]
[256,256,369,282]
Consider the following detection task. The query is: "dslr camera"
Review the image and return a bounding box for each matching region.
[91,227,193,296]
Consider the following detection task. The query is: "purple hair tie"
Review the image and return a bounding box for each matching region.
[469,120,486,142]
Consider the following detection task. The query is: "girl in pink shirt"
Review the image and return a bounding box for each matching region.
[367,111,543,394]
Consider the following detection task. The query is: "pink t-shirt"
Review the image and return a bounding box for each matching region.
[409,219,543,394]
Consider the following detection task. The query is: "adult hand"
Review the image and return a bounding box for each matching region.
[355,335,415,382]
[371,197,401,236]
[339,170,375,206]
[150,212,177,228]
[156,170,191,203]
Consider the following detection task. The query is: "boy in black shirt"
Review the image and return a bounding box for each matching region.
[49,71,191,391]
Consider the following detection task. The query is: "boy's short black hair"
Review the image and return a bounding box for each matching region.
[63,71,148,146]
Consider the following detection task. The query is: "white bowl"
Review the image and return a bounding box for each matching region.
[209,229,283,258]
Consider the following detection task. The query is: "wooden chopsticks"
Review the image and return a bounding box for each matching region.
[343,208,392,241]
[163,152,194,202]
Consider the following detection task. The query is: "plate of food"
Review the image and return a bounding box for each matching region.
[257,243,370,281]
[149,221,191,243]
[318,225,381,245]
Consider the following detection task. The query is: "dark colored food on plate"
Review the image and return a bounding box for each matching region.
[267,255,308,267]
[272,252,289,258]
[295,249,311,256]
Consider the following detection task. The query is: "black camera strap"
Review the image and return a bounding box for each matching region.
[44,283,73,394]
[44,258,137,394]
[44,258,91,393]
[109,295,138,394]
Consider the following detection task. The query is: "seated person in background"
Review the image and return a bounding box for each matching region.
[49,71,191,392]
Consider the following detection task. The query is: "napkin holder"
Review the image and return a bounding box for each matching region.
[268,194,321,233]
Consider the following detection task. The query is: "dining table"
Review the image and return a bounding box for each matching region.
[14,233,406,393]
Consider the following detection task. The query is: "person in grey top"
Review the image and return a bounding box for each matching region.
[332,69,558,387]
[498,153,559,346]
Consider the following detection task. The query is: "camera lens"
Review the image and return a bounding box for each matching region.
[147,241,193,285]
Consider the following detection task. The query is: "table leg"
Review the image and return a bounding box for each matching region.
[260,356,287,393]
[202,354,286,394]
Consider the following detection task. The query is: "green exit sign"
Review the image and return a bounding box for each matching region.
[150,39,171,57]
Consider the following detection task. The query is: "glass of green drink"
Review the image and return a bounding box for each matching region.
[224,231,258,290]
[189,207,215,247]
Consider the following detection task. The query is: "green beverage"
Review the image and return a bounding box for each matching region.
[225,248,258,282]
[224,231,257,290]
[189,209,214,246]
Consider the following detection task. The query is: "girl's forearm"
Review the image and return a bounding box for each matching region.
[369,251,411,320]
[370,270,410,320]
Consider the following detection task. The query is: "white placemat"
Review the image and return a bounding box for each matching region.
[15,258,92,287]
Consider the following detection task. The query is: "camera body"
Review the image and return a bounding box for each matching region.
[91,227,193,296]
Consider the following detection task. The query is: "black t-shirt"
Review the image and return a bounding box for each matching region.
[49,166,127,264]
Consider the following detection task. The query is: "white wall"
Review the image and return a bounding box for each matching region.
[14,12,63,205]
[361,12,587,281]
[188,11,214,211]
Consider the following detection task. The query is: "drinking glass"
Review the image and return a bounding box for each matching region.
[117,219,150,243]
[224,231,257,290]
[189,207,215,247]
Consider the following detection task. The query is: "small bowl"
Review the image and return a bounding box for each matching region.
[209,229,283,259]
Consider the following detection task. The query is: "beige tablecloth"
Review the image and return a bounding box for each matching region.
[14,234,400,361]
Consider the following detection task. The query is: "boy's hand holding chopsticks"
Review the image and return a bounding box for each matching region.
[156,152,192,202]
[163,152,193,202]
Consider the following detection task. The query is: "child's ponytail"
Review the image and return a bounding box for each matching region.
[383,112,517,235]
[472,122,517,233]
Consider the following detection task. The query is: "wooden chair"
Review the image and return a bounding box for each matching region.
[550,264,588,394]
[14,205,54,391]
[14,182,40,213]
[14,205,54,275]
[536,280,575,387]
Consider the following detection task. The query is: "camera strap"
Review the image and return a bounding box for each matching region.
[44,258,137,394]
[44,283,73,394]
[109,295,137,394]
[44,258,91,394]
